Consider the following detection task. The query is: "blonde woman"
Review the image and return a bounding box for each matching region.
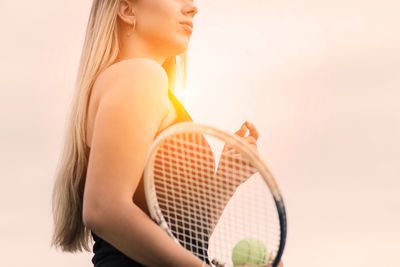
[51,1,281,266]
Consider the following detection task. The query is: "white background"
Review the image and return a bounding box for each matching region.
[0,0,399,266]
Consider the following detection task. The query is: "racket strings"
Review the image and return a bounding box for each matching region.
[152,132,282,266]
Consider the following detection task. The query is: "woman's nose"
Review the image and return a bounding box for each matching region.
[183,1,199,18]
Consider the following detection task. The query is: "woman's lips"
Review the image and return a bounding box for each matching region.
[180,23,193,33]
[179,21,194,32]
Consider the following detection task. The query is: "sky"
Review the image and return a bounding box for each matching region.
[0,0,399,266]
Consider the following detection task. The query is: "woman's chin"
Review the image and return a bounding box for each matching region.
[169,43,189,57]
[176,45,188,55]
[174,34,192,50]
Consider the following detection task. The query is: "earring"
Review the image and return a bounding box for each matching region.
[127,19,136,37]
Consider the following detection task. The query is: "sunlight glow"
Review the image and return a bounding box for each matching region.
[173,85,192,105]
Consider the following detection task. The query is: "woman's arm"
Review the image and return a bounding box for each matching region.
[82,59,204,267]
[209,122,259,234]
[85,196,204,267]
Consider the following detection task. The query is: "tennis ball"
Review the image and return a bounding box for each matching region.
[232,238,268,266]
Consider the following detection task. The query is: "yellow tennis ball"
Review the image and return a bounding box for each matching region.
[232,238,268,266]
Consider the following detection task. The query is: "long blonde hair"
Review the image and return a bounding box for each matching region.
[51,0,188,252]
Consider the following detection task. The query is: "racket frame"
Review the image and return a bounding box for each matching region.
[143,122,287,267]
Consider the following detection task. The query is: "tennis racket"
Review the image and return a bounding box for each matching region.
[143,122,286,267]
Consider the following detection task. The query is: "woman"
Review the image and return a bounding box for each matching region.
[51,0,278,266]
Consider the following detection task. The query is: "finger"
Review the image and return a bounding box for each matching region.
[245,121,259,140]
[246,122,259,140]
[234,122,248,137]
[224,147,239,155]
[222,143,233,152]
[243,135,257,146]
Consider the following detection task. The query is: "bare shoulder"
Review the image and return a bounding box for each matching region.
[93,58,169,102]
[93,58,171,131]
[86,58,170,148]
[90,58,170,149]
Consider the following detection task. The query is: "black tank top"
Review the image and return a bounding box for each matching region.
[91,90,194,267]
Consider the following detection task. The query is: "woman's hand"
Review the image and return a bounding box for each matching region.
[217,121,260,185]
[222,121,260,156]
[233,121,259,151]
[235,261,283,267]
[235,259,283,267]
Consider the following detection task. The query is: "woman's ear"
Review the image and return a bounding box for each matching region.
[117,0,136,25]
